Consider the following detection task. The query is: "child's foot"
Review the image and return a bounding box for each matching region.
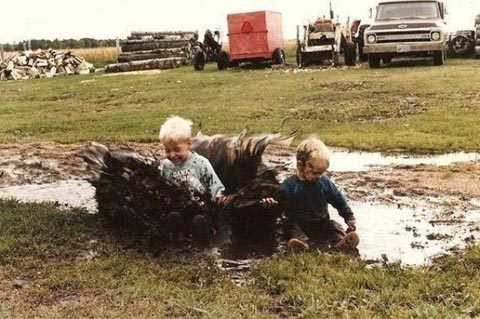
[287,238,310,252]
[335,232,360,252]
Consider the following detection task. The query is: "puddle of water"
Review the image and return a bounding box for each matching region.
[1,179,478,266]
[0,180,97,213]
[330,150,480,172]
[267,148,480,174]
[331,202,480,265]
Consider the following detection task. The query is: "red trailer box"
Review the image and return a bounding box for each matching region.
[218,11,285,69]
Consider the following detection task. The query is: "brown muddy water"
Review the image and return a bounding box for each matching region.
[1,147,479,266]
[0,180,478,266]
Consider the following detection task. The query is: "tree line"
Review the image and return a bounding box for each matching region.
[0,38,117,51]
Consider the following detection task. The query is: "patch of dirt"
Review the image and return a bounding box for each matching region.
[1,142,479,211]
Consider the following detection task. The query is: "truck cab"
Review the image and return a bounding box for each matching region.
[364,0,447,67]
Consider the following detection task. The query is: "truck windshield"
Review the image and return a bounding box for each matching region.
[376,2,439,20]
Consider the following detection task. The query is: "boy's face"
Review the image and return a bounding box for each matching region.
[298,160,327,183]
[164,140,192,164]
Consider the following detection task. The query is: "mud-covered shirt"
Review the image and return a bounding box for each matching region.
[159,152,225,201]
[279,175,354,226]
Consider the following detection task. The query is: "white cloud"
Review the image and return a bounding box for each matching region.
[0,0,478,43]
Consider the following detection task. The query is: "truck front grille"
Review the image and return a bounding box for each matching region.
[376,31,432,43]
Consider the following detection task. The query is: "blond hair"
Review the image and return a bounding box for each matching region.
[159,116,193,143]
[296,137,331,170]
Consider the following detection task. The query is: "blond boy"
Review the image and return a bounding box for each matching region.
[264,138,358,251]
[159,116,229,243]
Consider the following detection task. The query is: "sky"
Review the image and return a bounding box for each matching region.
[1,0,479,43]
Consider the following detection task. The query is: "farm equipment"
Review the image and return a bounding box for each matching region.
[296,2,357,67]
[192,29,223,71]
[217,11,286,70]
[475,14,480,57]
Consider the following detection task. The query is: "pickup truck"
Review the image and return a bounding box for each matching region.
[364,0,447,67]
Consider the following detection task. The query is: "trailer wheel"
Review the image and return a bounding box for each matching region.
[273,48,286,65]
[368,54,381,68]
[433,50,445,66]
[217,51,230,70]
[344,41,356,66]
[193,51,206,71]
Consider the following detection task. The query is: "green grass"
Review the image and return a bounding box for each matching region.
[1,59,480,152]
[2,199,480,318]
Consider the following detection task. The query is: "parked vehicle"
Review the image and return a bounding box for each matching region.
[475,14,480,57]
[192,29,222,71]
[217,11,285,70]
[296,3,356,67]
[364,0,448,67]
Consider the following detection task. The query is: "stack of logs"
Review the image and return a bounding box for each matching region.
[0,49,94,81]
[105,31,197,73]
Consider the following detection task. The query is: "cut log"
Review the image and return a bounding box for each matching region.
[130,31,197,39]
[118,48,188,62]
[104,57,186,73]
[121,39,190,52]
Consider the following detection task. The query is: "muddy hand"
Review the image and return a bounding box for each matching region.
[260,197,279,208]
[346,219,357,233]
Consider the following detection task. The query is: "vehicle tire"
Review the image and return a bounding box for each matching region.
[217,51,230,70]
[358,45,368,62]
[344,41,356,66]
[273,48,286,65]
[433,50,445,66]
[193,51,206,71]
[368,54,381,68]
[382,56,392,64]
[449,35,472,56]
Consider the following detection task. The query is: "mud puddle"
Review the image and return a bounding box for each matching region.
[0,180,97,213]
[265,145,480,174]
[332,201,480,265]
[0,179,478,267]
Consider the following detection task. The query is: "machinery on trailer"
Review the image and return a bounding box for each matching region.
[217,11,286,70]
[192,29,222,71]
[363,0,448,67]
[296,2,357,67]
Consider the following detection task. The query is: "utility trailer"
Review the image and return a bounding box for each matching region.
[217,11,286,70]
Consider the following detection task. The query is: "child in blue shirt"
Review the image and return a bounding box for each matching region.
[263,138,359,252]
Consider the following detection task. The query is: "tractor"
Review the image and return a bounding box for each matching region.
[296,3,357,68]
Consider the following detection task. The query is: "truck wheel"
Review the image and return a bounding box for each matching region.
[193,51,206,71]
[273,48,286,65]
[344,41,356,66]
[217,51,230,70]
[433,50,445,66]
[368,54,381,68]
[382,56,392,64]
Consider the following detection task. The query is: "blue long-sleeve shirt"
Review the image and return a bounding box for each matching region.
[279,175,354,226]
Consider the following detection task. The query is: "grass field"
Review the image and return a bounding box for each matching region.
[1,58,480,152]
[1,200,480,318]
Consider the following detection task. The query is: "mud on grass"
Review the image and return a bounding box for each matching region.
[1,60,480,153]
[2,199,480,318]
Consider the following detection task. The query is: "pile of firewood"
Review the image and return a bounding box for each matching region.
[105,31,197,73]
[81,131,294,244]
[0,49,94,81]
